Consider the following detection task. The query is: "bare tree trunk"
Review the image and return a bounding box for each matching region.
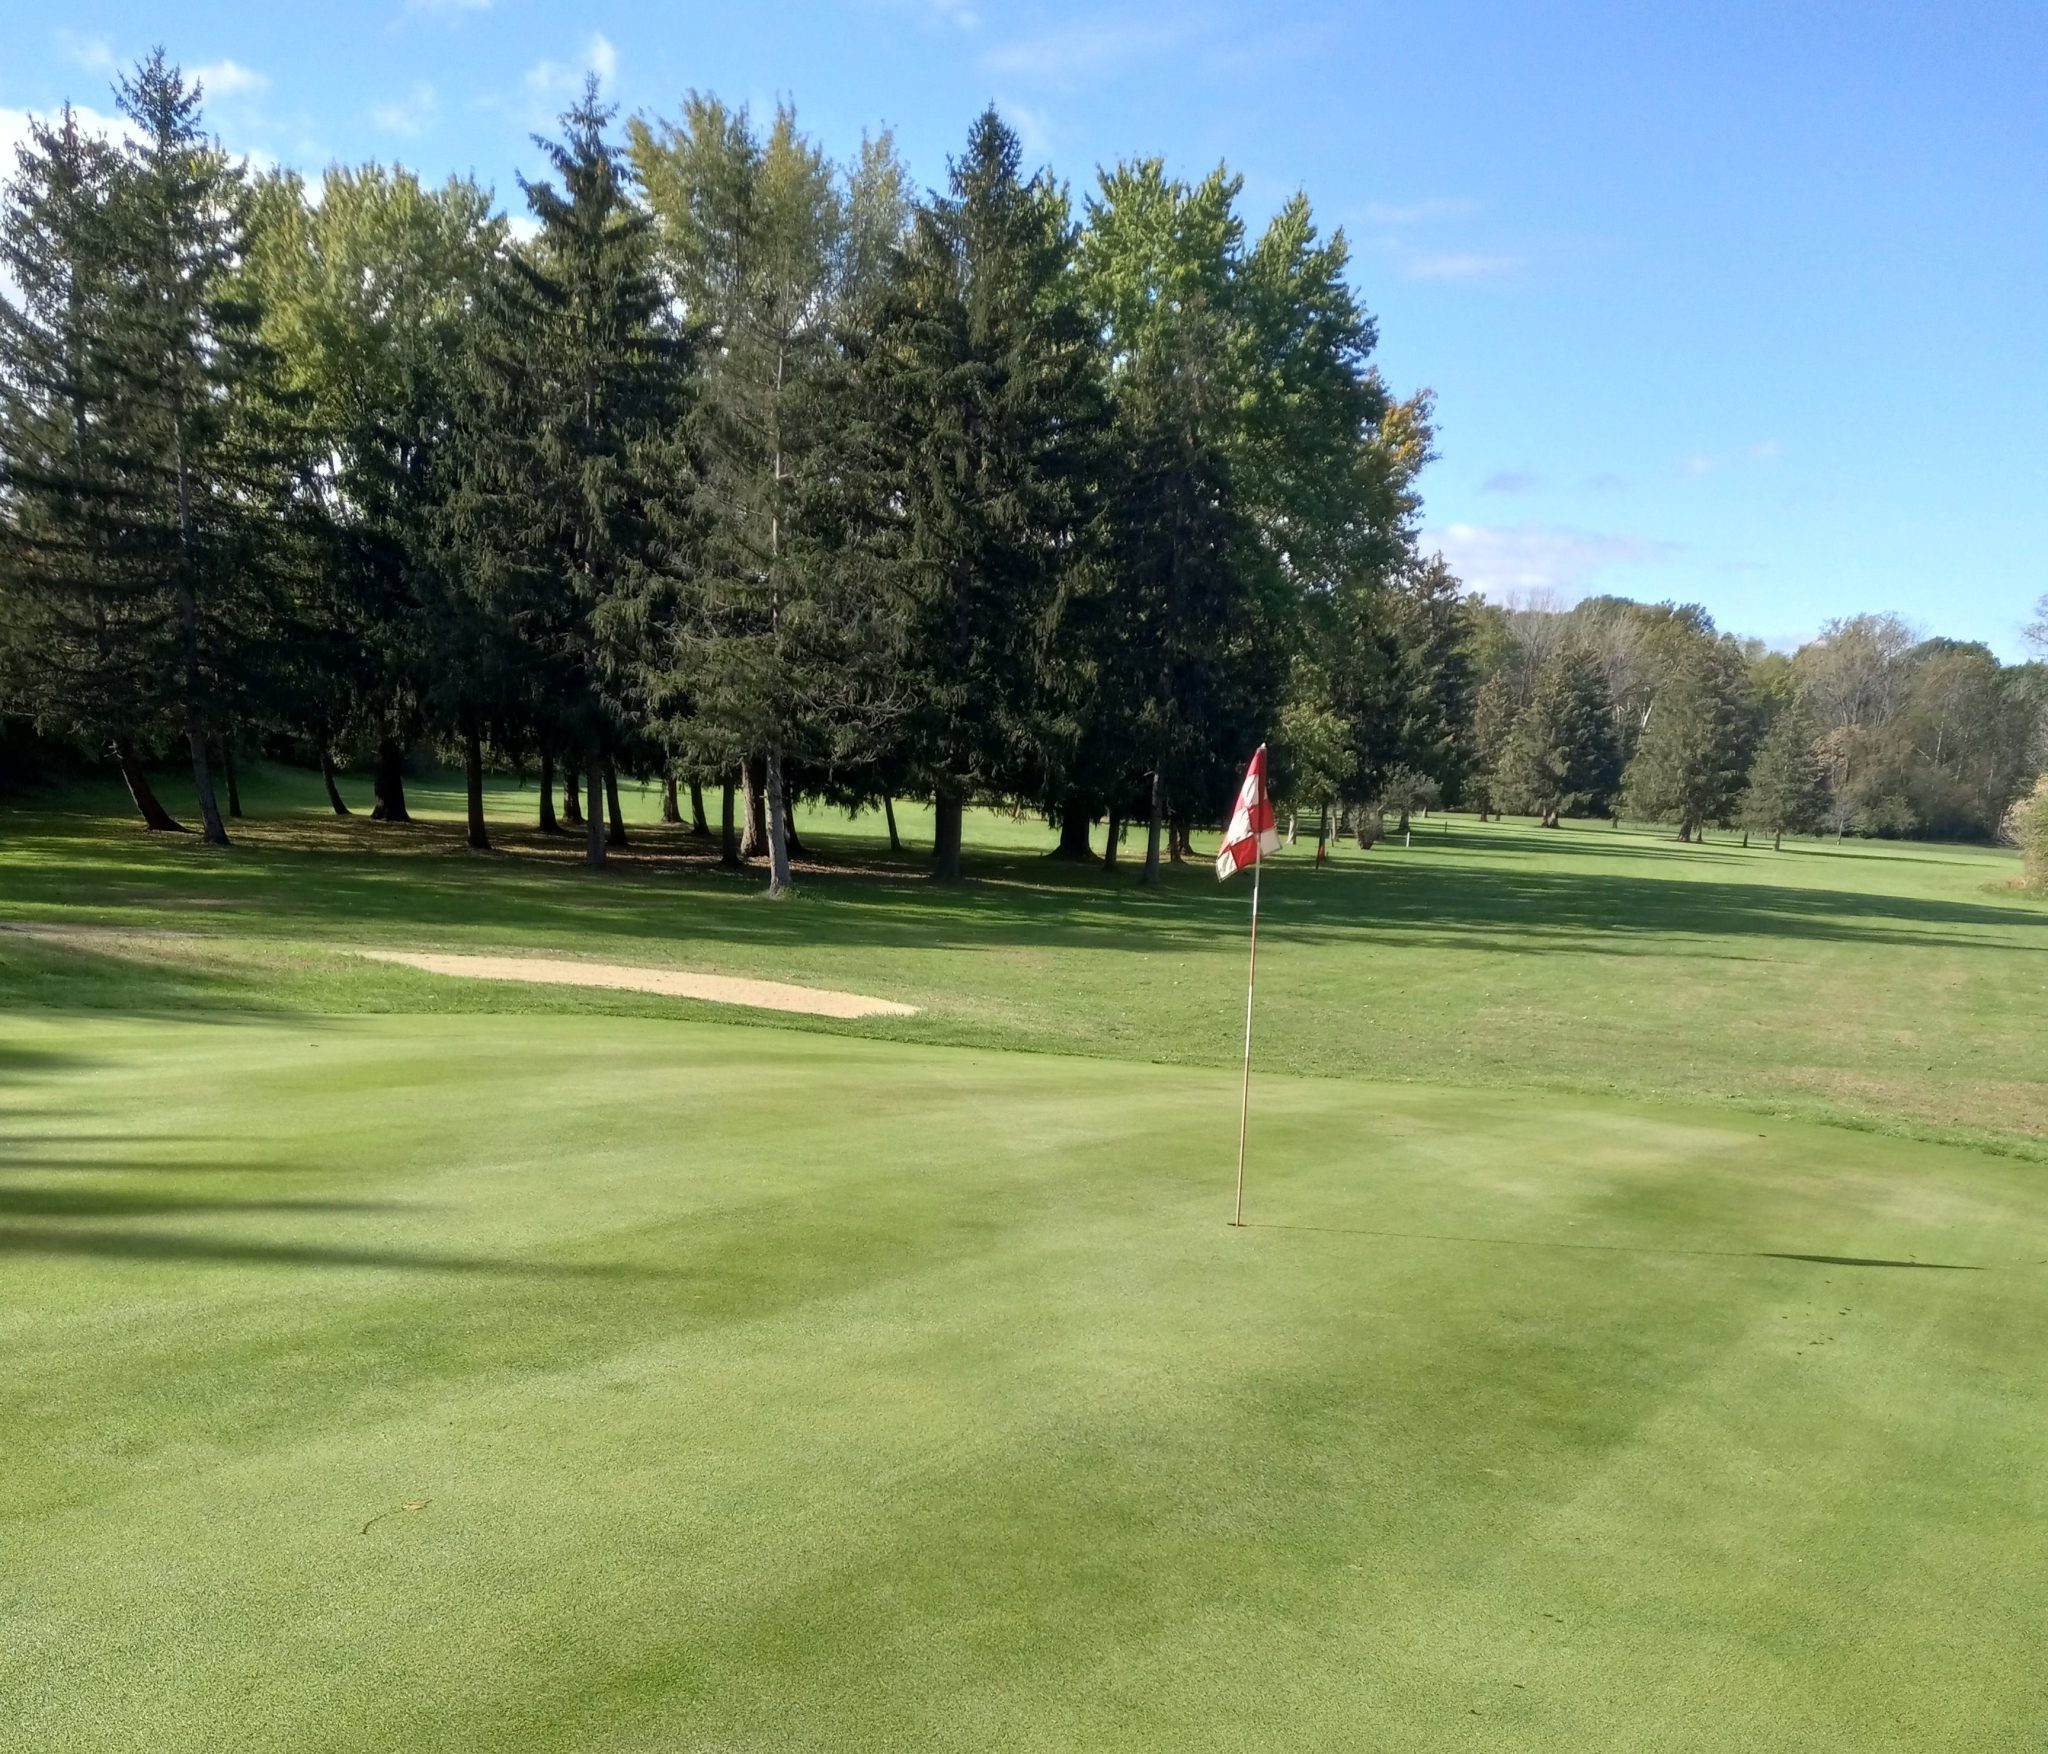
[661,774,681,824]
[1168,813,1188,863]
[112,738,184,831]
[603,757,628,848]
[1140,766,1165,886]
[688,779,709,837]
[739,757,768,859]
[882,794,902,853]
[719,777,740,868]
[764,741,794,897]
[538,748,560,834]
[371,736,410,823]
[584,750,606,867]
[319,745,351,817]
[933,785,964,881]
[562,763,582,827]
[1055,797,1093,859]
[1103,807,1122,870]
[220,738,243,819]
[464,726,490,851]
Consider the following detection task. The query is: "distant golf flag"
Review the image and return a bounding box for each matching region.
[1218,744,1277,1226]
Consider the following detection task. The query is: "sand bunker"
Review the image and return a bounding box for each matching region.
[357,950,918,1019]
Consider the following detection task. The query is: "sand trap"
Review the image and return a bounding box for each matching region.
[357,950,918,1019]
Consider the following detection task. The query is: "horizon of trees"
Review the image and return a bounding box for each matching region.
[3,52,2044,885]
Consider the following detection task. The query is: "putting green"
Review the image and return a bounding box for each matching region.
[4,1011,2042,1751]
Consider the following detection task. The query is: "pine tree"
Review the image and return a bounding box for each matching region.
[839,110,1101,880]
[439,82,687,868]
[0,106,187,829]
[1491,647,1619,826]
[1738,701,1828,849]
[1622,639,1752,838]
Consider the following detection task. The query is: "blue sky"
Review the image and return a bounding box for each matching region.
[6,1,2043,655]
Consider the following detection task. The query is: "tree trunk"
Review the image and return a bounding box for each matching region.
[1054,797,1093,859]
[1676,823,1692,842]
[932,785,964,881]
[112,738,184,832]
[603,757,628,848]
[782,789,807,860]
[1140,767,1165,886]
[221,739,243,819]
[464,726,490,851]
[739,757,768,859]
[584,750,606,867]
[1396,806,1411,835]
[1774,830,1783,851]
[538,749,560,834]
[1103,807,1122,870]
[370,736,410,823]
[764,741,794,897]
[1168,814,1188,863]
[185,713,228,846]
[688,779,710,837]
[319,746,351,817]
[562,763,582,827]
[661,774,681,824]
[719,777,740,868]
[882,794,902,853]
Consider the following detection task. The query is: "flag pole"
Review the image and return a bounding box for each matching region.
[1232,849,1263,1227]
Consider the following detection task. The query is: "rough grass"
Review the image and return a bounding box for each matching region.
[2,766,2045,1751]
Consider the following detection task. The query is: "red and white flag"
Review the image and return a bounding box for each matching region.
[1216,744,1279,880]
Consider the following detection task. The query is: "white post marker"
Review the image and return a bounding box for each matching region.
[1216,745,1281,1227]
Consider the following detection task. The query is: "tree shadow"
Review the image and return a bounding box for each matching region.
[0,1223,679,1278]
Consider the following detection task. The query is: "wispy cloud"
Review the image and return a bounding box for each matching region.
[55,30,119,75]
[524,32,619,105]
[1364,196,1475,226]
[372,82,439,138]
[1428,522,1680,599]
[1481,469,1541,495]
[193,59,269,100]
[1000,99,1057,160]
[1401,250,1521,282]
[982,15,1187,86]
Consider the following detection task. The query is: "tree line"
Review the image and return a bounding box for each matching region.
[3,53,2043,888]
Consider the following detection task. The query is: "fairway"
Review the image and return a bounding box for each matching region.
[4,783,2046,1751]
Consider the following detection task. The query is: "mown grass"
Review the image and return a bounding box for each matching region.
[4,1011,2045,1752]
[2,766,2045,1750]
[4,761,2043,1156]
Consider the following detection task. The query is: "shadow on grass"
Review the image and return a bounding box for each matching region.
[0,1223,681,1277]
[1244,1222,1985,1271]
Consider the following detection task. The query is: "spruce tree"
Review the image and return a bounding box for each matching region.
[1492,647,1619,826]
[839,110,1100,880]
[98,52,302,845]
[1622,639,1752,838]
[438,82,686,868]
[1738,701,1828,848]
[0,107,186,828]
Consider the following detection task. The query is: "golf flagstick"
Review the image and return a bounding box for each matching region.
[1216,744,1277,1227]
[1232,850,1261,1227]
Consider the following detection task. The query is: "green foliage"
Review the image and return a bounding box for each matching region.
[2012,773,2048,892]
[1491,647,1620,825]
[1621,637,1753,838]
[1737,701,1829,845]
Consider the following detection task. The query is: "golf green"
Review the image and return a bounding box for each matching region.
[5,1010,2042,1751]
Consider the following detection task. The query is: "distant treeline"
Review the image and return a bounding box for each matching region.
[3,53,2042,882]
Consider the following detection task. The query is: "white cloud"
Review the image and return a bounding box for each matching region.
[56,30,119,75]
[524,32,619,105]
[1400,250,1521,282]
[1428,522,1680,599]
[193,59,269,100]
[982,16,1184,85]
[372,82,439,138]
[1001,99,1057,159]
[1364,196,1475,226]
